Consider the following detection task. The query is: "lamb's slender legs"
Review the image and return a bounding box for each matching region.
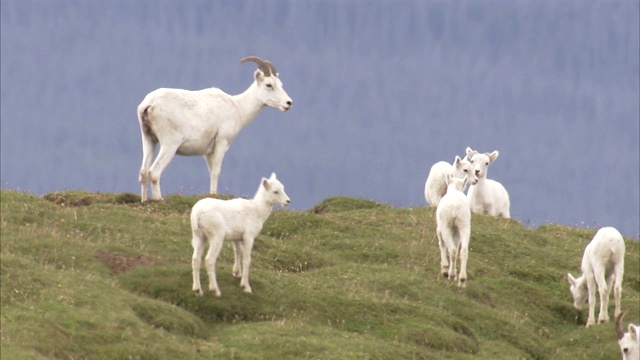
[437,230,449,277]
[204,235,224,297]
[232,241,243,278]
[594,270,610,324]
[613,263,624,318]
[240,235,254,293]
[204,140,230,195]
[586,274,598,327]
[191,235,206,296]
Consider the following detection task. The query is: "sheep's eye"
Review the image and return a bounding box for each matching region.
[463,169,468,172]
[624,348,629,353]
[485,162,489,166]
[274,191,280,194]
[266,83,273,88]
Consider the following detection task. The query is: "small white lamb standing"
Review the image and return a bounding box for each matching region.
[567,227,625,327]
[424,155,474,207]
[436,174,471,287]
[616,311,640,360]
[190,173,290,297]
[465,147,510,218]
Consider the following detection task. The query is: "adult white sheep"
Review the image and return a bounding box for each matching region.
[436,174,471,287]
[190,173,290,297]
[137,56,293,202]
[465,147,510,218]
[424,155,474,207]
[616,311,640,360]
[567,226,625,327]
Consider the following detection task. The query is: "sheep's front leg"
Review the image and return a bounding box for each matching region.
[594,270,610,324]
[232,241,243,278]
[240,235,255,293]
[204,140,230,195]
[447,247,458,281]
[585,275,597,327]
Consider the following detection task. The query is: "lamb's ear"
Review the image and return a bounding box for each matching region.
[454,156,462,167]
[567,273,576,285]
[489,151,499,163]
[269,172,277,180]
[465,147,475,159]
[630,324,639,340]
[262,178,270,190]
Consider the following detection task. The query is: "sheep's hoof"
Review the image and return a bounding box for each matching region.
[193,289,203,297]
[458,279,467,288]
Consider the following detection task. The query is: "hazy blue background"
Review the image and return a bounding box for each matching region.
[1,0,638,238]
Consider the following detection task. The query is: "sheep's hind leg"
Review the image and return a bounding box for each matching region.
[148,144,179,200]
[437,230,449,277]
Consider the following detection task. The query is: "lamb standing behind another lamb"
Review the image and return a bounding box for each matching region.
[424,155,474,207]
[190,173,290,297]
[465,147,510,218]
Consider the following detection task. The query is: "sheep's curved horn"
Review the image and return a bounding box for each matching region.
[240,56,277,76]
[616,311,627,340]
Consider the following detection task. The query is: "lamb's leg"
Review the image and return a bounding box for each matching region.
[138,133,156,202]
[232,241,243,278]
[148,144,180,200]
[612,263,624,318]
[448,246,458,281]
[437,229,449,277]
[585,274,597,327]
[594,269,610,324]
[204,140,230,195]
[240,235,255,293]
[204,235,224,297]
[191,234,205,296]
[458,238,469,288]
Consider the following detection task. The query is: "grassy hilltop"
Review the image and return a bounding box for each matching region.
[1,190,638,359]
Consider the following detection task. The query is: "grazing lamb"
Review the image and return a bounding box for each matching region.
[465,147,510,218]
[137,56,293,202]
[424,155,474,207]
[567,227,625,327]
[616,311,640,360]
[190,173,290,297]
[436,174,471,287]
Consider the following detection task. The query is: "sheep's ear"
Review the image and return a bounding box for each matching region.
[262,178,270,190]
[254,69,264,83]
[489,151,499,163]
[454,156,462,166]
[630,324,639,340]
[567,273,576,285]
[269,172,277,180]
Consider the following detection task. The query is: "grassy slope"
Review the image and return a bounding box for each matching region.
[1,190,638,359]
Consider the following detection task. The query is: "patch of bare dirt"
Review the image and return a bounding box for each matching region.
[96,252,160,274]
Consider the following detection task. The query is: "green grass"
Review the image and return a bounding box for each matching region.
[1,190,638,359]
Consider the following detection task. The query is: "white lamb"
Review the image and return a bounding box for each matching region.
[190,173,290,297]
[567,227,625,327]
[616,311,640,360]
[137,56,292,202]
[465,147,510,218]
[424,155,474,207]
[436,174,471,287]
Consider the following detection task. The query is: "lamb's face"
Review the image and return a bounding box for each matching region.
[453,157,476,184]
[263,174,290,207]
[257,73,292,112]
[619,324,640,360]
[567,274,588,309]
[468,151,499,185]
